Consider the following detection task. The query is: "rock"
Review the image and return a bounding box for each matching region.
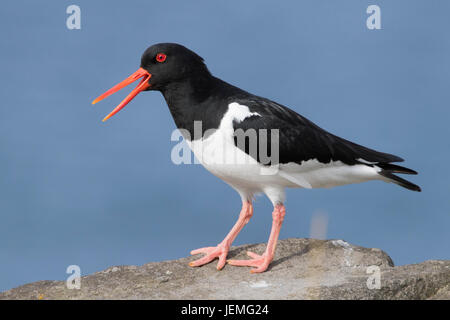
[1,238,448,300]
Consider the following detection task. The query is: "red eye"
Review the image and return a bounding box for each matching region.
[156,53,167,63]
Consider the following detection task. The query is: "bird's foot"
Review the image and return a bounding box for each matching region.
[189,243,229,270]
[227,251,272,273]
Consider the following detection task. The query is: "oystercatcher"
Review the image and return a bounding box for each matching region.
[92,43,420,273]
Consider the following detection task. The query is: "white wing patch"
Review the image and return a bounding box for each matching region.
[357,158,377,165]
[219,102,260,131]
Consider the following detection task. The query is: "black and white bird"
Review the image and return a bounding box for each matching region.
[93,43,420,273]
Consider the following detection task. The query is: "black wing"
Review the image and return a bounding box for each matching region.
[231,97,404,166]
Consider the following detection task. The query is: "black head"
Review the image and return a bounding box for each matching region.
[140,43,211,91]
[92,43,212,122]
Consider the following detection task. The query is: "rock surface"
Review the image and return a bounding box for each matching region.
[1,238,449,300]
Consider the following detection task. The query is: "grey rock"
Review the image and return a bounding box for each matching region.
[1,238,448,300]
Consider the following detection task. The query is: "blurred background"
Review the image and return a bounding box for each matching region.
[0,0,449,291]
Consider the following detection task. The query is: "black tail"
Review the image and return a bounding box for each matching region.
[376,163,418,175]
[378,166,421,192]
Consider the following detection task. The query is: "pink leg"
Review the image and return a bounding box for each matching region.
[189,201,253,270]
[227,204,285,273]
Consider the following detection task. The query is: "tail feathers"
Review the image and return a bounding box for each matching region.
[378,170,421,192]
[376,163,418,175]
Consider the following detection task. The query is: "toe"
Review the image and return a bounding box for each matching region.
[227,253,272,272]
[189,254,216,267]
[227,258,260,267]
[190,247,215,255]
[189,245,230,268]
[226,259,247,266]
[250,263,269,273]
[246,251,263,259]
[217,254,227,270]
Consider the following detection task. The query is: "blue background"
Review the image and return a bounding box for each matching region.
[0,0,448,291]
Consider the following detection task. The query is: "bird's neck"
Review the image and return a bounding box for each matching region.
[160,75,242,139]
[160,74,216,112]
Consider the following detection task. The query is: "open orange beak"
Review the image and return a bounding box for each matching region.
[92,68,151,122]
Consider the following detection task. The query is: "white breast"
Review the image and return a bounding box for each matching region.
[187,102,263,180]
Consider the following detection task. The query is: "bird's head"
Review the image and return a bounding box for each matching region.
[92,43,210,122]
